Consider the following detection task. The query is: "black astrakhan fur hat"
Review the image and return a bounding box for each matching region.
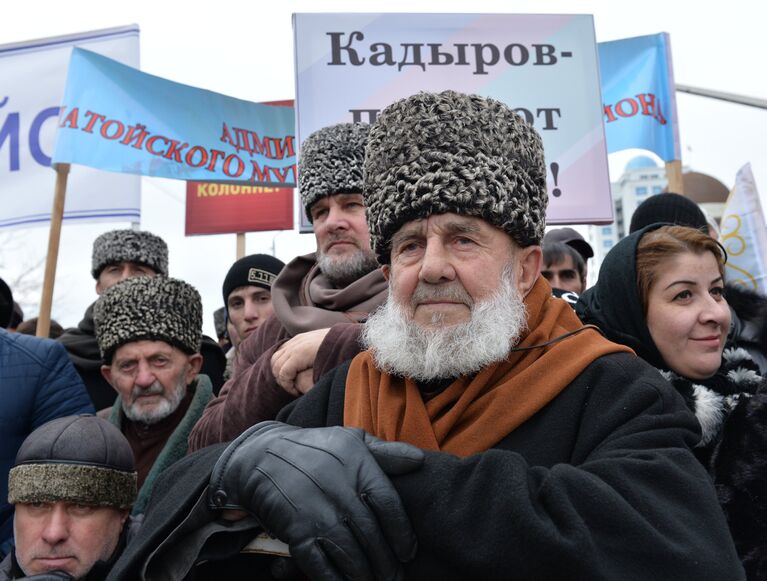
[364,90,547,264]
[298,122,370,220]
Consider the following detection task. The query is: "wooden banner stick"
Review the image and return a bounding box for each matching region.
[665,160,684,195]
[236,232,246,259]
[37,163,70,338]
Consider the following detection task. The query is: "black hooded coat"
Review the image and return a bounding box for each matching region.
[576,225,767,578]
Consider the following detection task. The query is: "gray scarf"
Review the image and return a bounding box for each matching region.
[271,252,387,336]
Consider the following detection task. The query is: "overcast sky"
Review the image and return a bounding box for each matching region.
[1,0,765,338]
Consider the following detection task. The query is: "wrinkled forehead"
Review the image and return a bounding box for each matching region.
[310,191,364,208]
[112,339,181,361]
[392,213,514,245]
[100,260,158,273]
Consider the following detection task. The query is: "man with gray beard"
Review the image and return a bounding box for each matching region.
[189,122,387,452]
[94,276,212,516]
[363,263,527,381]
[110,92,743,580]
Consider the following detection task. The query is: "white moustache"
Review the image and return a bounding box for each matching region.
[131,382,164,402]
[411,283,474,307]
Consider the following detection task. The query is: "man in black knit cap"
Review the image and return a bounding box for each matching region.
[222,254,285,350]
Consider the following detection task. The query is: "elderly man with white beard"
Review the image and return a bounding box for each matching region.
[94,276,212,517]
[107,91,744,581]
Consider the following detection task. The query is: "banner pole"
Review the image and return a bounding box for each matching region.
[236,233,246,259]
[37,163,70,338]
[665,160,684,195]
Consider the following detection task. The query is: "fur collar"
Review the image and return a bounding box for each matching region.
[109,375,213,515]
[710,376,767,577]
[658,347,762,447]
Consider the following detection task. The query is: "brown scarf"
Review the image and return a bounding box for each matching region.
[270,252,388,336]
[344,277,633,456]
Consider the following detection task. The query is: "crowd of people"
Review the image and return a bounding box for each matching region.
[1,89,767,580]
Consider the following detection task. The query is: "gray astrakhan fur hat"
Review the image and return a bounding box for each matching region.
[91,229,169,278]
[298,122,370,220]
[94,276,202,362]
[364,90,548,263]
[8,415,137,509]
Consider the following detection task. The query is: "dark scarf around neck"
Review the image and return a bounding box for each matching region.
[270,252,387,336]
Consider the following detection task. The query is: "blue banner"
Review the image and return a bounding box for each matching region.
[53,48,296,185]
[598,33,680,161]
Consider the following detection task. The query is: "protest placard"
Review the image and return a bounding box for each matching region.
[0,26,140,229]
[294,13,612,223]
[185,182,293,235]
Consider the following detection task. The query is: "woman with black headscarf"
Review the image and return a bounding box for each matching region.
[577,224,766,577]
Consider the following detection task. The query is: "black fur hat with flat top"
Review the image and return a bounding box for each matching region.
[363,90,548,263]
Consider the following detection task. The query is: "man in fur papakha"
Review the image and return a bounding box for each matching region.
[109,91,745,580]
[94,277,212,516]
[189,122,386,451]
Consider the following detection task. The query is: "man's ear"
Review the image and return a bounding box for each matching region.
[101,364,113,385]
[95,279,104,295]
[186,353,204,384]
[515,245,543,296]
[381,264,391,281]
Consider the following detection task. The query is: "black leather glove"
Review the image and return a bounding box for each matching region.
[209,421,424,581]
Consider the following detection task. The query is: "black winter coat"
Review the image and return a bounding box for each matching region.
[109,352,743,580]
[726,283,767,374]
